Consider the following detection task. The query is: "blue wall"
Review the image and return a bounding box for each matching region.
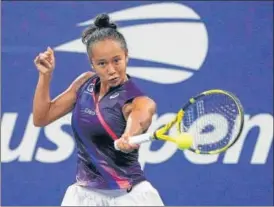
[1,1,273,206]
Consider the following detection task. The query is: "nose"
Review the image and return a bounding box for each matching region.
[107,64,116,76]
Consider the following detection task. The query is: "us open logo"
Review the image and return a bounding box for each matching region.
[54,2,209,84]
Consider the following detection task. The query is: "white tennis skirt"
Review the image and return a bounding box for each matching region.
[61,180,164,206]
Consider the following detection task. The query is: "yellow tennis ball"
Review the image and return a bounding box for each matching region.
[176,133,193,150]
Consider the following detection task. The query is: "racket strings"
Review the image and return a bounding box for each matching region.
[181,93,242,152]
[215,100,242,147]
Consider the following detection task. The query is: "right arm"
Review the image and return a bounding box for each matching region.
[33,47,94,127]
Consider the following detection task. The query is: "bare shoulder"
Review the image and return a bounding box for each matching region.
[73,71,95,85]
[129,96,157,112]
[122,96,156,120]
[133,96,156,107]
[70,71,95,92]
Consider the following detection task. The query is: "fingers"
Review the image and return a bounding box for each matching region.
[121,134,139,148]
[34,47,55,65]
[34,56,48,73]
[47,46,54,54]
[39,55,52,68]
[34,47,55,74]
[36,52,52,66]
[34,47,54,62]
[34,56,39,64]
[39,53,50,61]
[116,138,138,153]
[47,47,55,63]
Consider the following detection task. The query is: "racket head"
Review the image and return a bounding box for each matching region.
[178,89,244,154]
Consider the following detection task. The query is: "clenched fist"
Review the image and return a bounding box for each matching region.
[115,134,140,153]
[34,47,55,75]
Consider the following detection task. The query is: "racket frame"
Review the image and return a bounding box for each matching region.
[153,89,245,155]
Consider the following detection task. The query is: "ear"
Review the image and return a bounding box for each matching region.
[88,53,95,69]
[90,63,96,72]
[125,50,129,63]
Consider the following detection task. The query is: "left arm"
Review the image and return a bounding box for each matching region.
[116,96,156,153]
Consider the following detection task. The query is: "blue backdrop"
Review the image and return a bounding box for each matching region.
[1,1,273,206]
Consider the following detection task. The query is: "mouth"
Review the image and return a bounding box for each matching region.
[108,77,119,84]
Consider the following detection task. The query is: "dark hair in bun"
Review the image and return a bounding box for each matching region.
[81,13,127,53]
[94,13,117,29]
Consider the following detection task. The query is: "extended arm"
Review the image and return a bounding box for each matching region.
[116,96,156,152]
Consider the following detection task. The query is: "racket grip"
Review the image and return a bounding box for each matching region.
[113,133,153,151]
[128,133,153,145]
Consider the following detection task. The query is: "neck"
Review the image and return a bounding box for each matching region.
[99,83,110,97]
[99,74,128,98]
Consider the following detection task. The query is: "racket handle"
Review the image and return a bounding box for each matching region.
[114,133,153,151]
[128,133,154,145]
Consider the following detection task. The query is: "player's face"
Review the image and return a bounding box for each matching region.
[89,39,128,87]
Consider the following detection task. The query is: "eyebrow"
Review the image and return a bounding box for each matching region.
[96,59,106,62]
[96,55,121,62]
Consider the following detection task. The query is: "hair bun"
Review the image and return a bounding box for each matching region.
[94,13,117,29]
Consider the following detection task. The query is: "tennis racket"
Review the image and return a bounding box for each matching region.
[114,89,244,154]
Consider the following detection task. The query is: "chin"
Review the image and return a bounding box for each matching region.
[108,79,121,87]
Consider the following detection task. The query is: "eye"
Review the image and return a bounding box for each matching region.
[114,58,121,64]
[98,62,106,67]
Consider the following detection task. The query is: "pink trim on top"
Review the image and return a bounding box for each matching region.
[91,78,131,189]
[100,165,131,189]
[91,79,118,140]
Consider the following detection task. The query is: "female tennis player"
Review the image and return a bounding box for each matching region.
[33,13,164,206]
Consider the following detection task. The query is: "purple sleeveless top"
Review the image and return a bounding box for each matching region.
[71,74,146,189]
